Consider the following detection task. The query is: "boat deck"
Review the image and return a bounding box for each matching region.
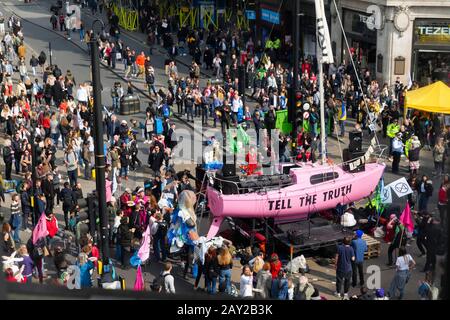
[273,219,354,253]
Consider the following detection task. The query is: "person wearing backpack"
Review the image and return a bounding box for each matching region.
[151,212,168,262]
[418,271,439,300]
[295,275,315,300]
[271,269,289,300]
[162,262,175,294]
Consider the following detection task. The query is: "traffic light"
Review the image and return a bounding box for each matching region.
[295,91,303,131]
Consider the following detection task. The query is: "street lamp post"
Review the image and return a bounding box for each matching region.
[90,19,109,261]
[30,124,39,226]
[49,42,53,67]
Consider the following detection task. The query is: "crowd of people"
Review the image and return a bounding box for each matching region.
[0,1,448,300]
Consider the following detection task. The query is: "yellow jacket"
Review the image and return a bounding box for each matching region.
[18,45,26,59]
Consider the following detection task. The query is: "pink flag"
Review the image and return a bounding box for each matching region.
[137,224,151,263]
[133,265,144,291]
[399,202,414,233]
[32,213,49,245]
[105,180,112,203]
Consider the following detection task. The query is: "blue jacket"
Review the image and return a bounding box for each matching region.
[352,238,368,263]
[79,260,94,288]
[271,278,289,300]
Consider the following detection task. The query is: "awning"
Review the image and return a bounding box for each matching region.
[405,81,450,114]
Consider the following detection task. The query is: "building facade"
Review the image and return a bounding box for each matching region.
[252,0,450,86]
[330,0,450,86]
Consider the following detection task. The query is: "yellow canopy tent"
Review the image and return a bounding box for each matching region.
[405,81,450,114]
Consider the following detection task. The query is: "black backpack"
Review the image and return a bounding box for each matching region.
[156,220,168,237]
[152,273,170,292]
[294,284,310,300]
[62,189,74,207]
[146,73,155,85]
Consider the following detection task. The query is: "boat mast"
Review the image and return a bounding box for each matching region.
[319,55,326,163]
[315,0,333,164]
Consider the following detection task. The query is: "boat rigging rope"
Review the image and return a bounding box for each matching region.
[331,0,382,150]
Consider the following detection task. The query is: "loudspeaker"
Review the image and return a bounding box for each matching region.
[282,164,300,174]
[349,131,363,152]
[196,165,207,182]
[343,148,365,173]
[222,163,236,177]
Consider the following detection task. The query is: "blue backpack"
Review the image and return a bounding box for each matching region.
[162,104,170,118]
[237,107,244,123]
[155,117,163,135]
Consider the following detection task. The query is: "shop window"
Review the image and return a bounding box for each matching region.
[310,172,339,185]
[394,56,406,75]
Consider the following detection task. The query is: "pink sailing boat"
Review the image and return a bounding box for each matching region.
[205,161,385,239]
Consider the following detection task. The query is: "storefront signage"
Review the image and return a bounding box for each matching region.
[363,5,383,30]
[415,20,450,45]
[261,8,280,25]
[417,26,450,35]
[246,10,256,20]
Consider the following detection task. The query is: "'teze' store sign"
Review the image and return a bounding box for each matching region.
[417,26,450,35]
[415,21,450,44]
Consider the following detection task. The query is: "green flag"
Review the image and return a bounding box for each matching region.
[237,125,250,146]
[275,110,292,134]
[302,119,310,133]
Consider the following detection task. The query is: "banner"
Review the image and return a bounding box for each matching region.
[348,136,377,171]
[380,179,392,204]
[315,0,334,64]
[275,110,292,134]
[386,177,413,198]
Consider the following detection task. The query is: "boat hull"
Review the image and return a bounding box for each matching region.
[207,162,385,219]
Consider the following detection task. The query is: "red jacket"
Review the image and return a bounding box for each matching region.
[270,260,281,279]
[438,186,448,204]
[46,216,58,238]
[90,246,100,268]
[42,117,51,129]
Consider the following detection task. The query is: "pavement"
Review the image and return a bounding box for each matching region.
[0,0,446,299]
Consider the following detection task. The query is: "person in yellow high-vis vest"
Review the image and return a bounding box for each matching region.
[386,119,400,157]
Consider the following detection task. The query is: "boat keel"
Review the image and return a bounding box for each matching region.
[206,216,224,240]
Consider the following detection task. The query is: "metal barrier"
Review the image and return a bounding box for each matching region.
[110,0,139,31]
